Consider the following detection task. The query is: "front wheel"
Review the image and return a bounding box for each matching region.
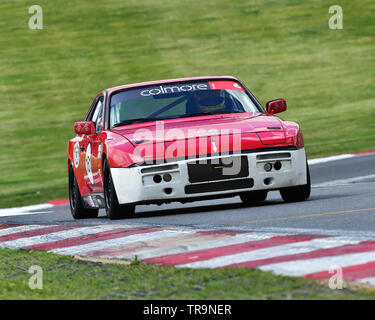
[279,162,311,202]
[68,164,99,219]
[103,159,135,219]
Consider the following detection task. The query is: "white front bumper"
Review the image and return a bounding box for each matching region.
[111,148,307,205]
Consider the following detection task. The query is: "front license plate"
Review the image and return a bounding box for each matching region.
[187,156,249,183]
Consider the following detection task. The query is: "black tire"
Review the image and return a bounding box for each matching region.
[68,164,99,219]
[103,159,135,219]
[280,162,311,202]
[240,190,268,205]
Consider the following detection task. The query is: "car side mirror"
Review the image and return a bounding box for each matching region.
[74,121,96,135]
[266,99,287,115]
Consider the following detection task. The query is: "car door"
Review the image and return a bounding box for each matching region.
[82,95,105,194]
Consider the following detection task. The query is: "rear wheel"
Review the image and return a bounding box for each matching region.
[280,162,311,202]
[68,164,98,219]
[103,159,135,219]
[240,190,268,205]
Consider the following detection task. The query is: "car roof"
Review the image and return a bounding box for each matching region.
[105,75,240,94]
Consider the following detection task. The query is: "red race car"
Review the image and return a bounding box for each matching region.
[67,76,310,219]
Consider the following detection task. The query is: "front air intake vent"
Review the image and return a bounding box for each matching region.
[141,164,178,174]
[256,152,291,161]
[185,178,254,194]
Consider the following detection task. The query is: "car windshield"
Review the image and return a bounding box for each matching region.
[109,80,262,128]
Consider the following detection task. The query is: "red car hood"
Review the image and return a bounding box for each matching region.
[111,113,286,161]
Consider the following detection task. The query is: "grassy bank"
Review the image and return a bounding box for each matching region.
[0,248,374,299]
[1,0,374,208]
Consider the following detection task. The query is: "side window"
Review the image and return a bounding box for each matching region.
[89,96,104,132]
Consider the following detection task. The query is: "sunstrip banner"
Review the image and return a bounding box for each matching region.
[110,81,245,104]
[140,83,210,96]
[208,81,245,91]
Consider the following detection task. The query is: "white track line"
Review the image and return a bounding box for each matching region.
[313,174,375,187]
[308,154,354,165]
[0,224,140,249]
[260,250,375,277]
[177,236,369,269]
[0,204,53,217]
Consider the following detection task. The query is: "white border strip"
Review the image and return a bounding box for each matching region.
[313,174,375,187]
[0,204,53,217]
[308,154,354,165]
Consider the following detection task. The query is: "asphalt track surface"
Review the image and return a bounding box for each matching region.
[1,153,374,235]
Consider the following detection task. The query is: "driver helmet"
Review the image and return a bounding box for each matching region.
[194,90,226,113]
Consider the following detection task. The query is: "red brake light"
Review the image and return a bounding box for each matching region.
[296,130,304,148]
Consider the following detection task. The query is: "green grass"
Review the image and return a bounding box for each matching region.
[1,0,374,208]
[0,248,374,299]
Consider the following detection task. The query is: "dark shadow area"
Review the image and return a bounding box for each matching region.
[128,199,286,219]
[122,191,357,220]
